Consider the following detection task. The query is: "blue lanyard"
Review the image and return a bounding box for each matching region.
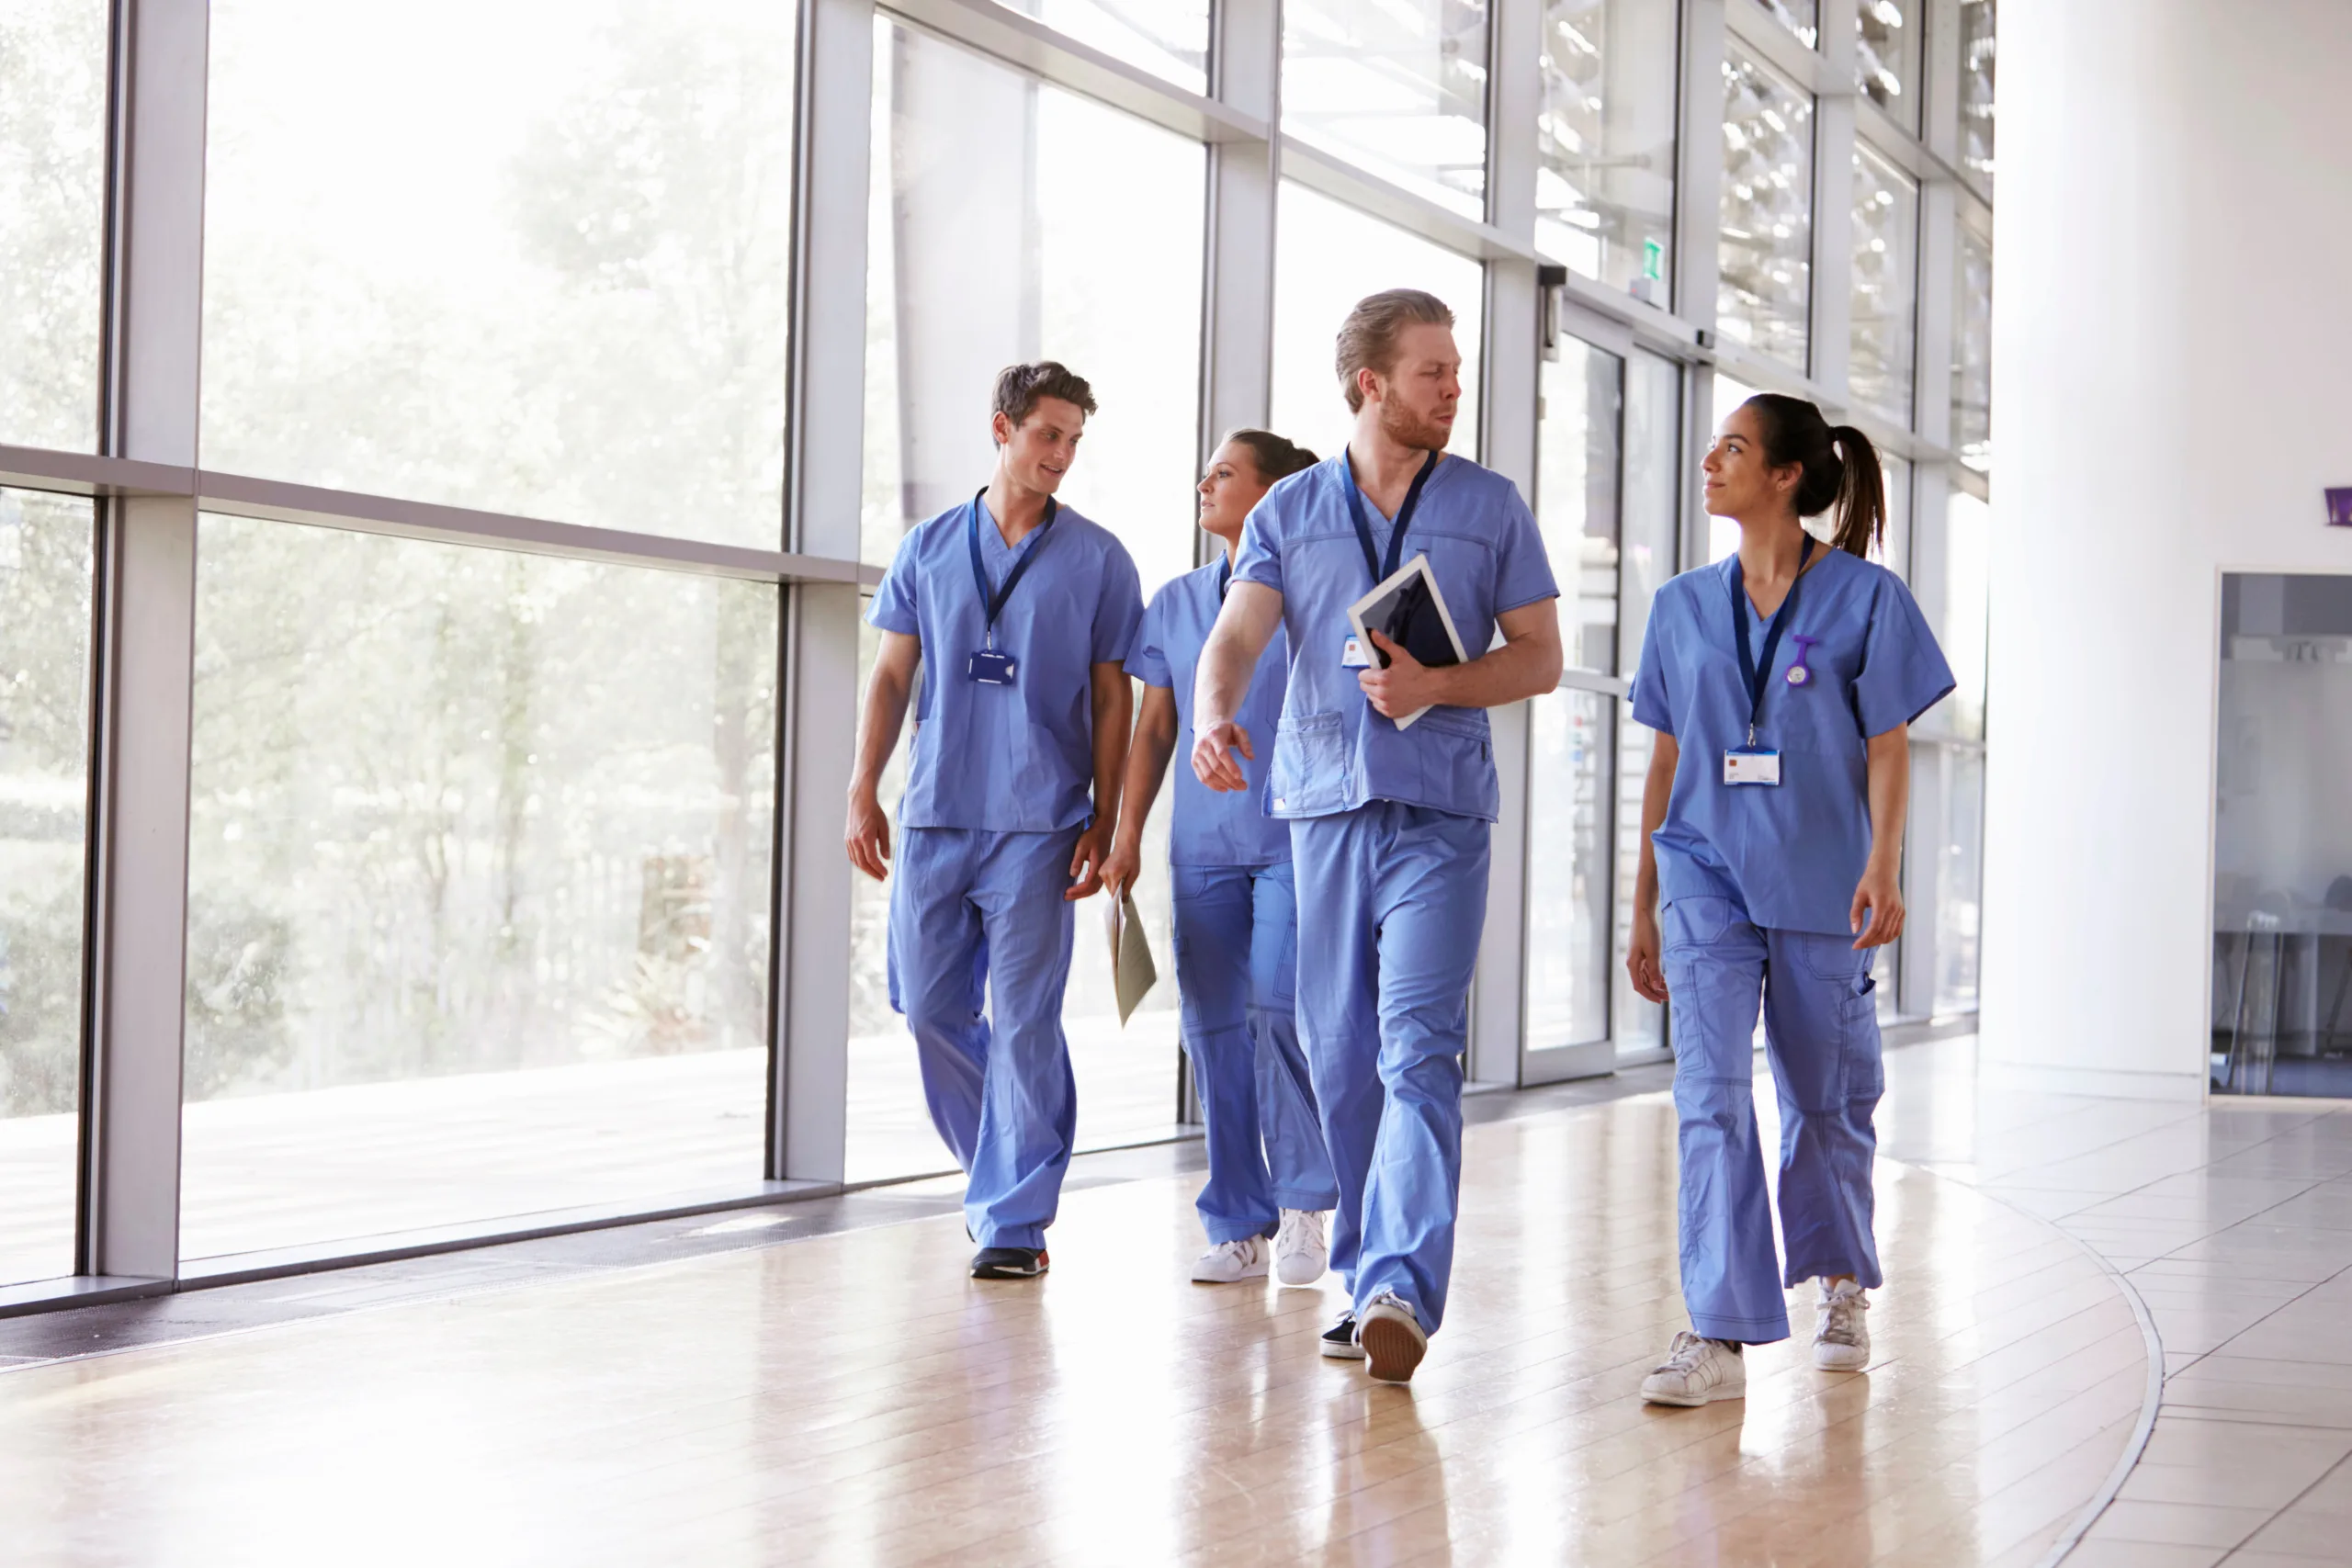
[966,490,1057,648]
[1215,556,1231,601]
[1342,448,1440,585]
[1727,536,1815,747]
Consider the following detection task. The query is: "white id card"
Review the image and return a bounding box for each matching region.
[1723,748,1781,786]
[1340,636,1371,669]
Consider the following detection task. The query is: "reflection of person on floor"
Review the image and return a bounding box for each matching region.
[1191,291,1563,1384]
[845,362,1144,1283]
[1101,430,1339,1291]
[1625,393,1954,1406]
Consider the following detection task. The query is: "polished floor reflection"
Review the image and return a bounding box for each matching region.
[0,1037,2164,1567]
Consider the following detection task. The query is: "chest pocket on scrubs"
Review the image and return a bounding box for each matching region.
[1271,711,1350,816]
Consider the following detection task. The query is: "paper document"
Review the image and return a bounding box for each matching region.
[1104,886,1159,1024]
[1346,552,1468,731]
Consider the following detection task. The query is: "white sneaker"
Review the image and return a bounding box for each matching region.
[1640,1331,1747,1406]
[1189,1235,1269,1283]
[1813,1277,1871,1371]
[1359,1290,1428,1383]
[1272,1210,1328,1286]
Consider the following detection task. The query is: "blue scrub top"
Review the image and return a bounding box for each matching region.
[867,495,1145,833]
[1631,547,1956,935]
[1126,558,1291,867]
[1233,453,1558,823]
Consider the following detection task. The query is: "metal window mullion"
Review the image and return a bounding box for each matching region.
[1197,0,1280,476]
[1465,0,1544,1088]
[80,0,211,1284]
[1920,0,1964,167]
[1675,0,1728,571]
[769,0,879,1186]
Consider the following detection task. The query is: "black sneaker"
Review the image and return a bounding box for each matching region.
[1319,1311,1364,1360]
[969,1246,1048,1280]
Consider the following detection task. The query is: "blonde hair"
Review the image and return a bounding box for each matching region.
[1335,289,1455,413]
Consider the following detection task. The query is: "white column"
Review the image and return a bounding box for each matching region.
[1981,0,2352,1098]
[83,0,210,1281]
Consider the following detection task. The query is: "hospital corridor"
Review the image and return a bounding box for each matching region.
[3,1,2350,1564]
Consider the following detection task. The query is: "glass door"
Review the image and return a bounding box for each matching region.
[1522,332,1679,1084]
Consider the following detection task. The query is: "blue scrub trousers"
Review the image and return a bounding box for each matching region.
[1290,802,1491,1334]
[1169,861,1338,1244]
[887,826,1080,1250]
[1661,893,1886,1344]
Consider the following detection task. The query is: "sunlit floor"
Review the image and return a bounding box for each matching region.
[0,1016,1183,1285]
[2,1034,2204,1568]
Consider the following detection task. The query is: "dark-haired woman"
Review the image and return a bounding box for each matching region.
[1102,431,1339,1286]
[1626,394,1954,1406]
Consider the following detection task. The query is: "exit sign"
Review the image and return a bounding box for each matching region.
[2331,488,2352,527]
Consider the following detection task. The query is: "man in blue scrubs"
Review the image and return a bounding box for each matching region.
[1103,430,1336,1289]
[847,361,1144,1281]
[1192,291,1564,1382]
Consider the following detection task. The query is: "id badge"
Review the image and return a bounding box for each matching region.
[1723,748,1781,786]
[1340,636,1371,669]
[967,649,1018,685]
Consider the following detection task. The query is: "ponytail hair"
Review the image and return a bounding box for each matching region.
[1738,393,1886,558]
[1220,427,1320,485]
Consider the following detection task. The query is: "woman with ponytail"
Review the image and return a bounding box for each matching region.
[1102,430,1339,1288]
[1624,392,1954,1407]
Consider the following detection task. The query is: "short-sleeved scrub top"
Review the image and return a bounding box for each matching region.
[1630,545,1956,935]
[1233,454,1559,824]
[867,496,1145,834]
[1126,558,1291,867]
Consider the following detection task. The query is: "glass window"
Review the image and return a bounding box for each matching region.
[201,1,797,547]
[1526,339,1623,1055]
[1932,746,1984,1013]
[1849,144,1918,426]
[0,0,107,451]
[1960,0,1997,193]
[1856,1,1919,127]
[1707,373,1759,565]
[1717,49,1815,374]
[0,489,93,1288]
[1283,0,1490,220]
[993,2,1209,95]
[1612,352,1678,1058]
[1535,0,1679,301]
[1751,0,1819,50]
[178,520,778,1261]
[1272,182,1486,465]
[854,23,1204,1179]
[862,20,1204,600]
[1875,452,1911,577]
[1951,225,1994,471]
[1937,489,1991,740]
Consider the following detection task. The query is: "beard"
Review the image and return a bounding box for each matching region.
[1378,400,1455,453]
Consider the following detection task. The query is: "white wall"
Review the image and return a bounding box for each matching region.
[1981,0,2352,1098]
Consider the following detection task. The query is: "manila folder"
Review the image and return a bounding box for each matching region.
[1106,887,1159,1025]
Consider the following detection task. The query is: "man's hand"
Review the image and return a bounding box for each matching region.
[1068,820,1115,901]
[1359,630,1443,719]
[1191,721,1254,794]
[1100,835,1143,902]
[845,785,891,883]
[1850,860,1905,950]
[1627,908,1669,1003]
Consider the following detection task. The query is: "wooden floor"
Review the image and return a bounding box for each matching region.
[0,1075,2148,1567]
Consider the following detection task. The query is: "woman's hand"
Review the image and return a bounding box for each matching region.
[1627,908,1669,1003]
[1100,836,1143,902]
[1849,860,1905,950]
